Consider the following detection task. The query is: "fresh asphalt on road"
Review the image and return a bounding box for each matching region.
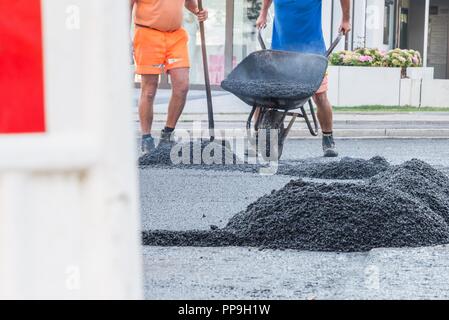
[140,138,449,299]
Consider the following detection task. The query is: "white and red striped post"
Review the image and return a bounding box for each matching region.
[0,0,142,299]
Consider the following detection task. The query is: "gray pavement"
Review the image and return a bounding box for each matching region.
[279,138,449,168]
[140,139,449,299]
[143,245,449,300]
[140,169,291,231]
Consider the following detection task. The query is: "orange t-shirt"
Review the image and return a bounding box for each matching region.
[135,0,185,32]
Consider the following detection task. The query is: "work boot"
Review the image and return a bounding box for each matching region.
[322,133,339,158]
[141,135,156,155]
[159,128,175,144]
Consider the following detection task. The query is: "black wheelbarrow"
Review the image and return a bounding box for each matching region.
[221,30,343,160]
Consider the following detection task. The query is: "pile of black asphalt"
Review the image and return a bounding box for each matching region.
[220,79,317,100]
[369,159,449,224]
[142,159,449,252]
[138,140,260,173]
[278,156,390,180]
[139,141,391,180]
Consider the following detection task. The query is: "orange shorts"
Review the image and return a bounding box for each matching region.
[133,26,190,75]
[316,74,329,94]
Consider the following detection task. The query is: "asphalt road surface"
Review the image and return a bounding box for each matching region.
[140,138,449,299]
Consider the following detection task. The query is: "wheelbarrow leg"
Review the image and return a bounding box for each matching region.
[301,99,319,136]
[308,99,319,134]
[282,112,298,141]
[254,107,265,131]
[258,109,287,160]
[246,106,262,160]
[246,106,257,130]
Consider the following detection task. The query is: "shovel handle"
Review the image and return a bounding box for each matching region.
[197,0,215,139]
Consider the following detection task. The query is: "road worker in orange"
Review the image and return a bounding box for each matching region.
[130,0,208,154]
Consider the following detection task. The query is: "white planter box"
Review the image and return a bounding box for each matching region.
[406,67,434,80]
[329,66,402,106]
[327,66,340,104]
[400,79,421,107]
[421,80,449,107]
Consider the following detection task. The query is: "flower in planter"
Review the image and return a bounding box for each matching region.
[330,48,422,69]
[359,55,373,62]
[357,55,374,66]
[384,49,422,68]
[408,50,422,67]
[330,50,357,66]
[355,48,384,66]
[343,52,360,65]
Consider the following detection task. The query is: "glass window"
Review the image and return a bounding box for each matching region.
[383,0,396,47]
[233,0,274,66]
[184,0,226,85]
[399,0,410,49]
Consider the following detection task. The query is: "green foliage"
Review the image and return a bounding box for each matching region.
[330,48,422,68]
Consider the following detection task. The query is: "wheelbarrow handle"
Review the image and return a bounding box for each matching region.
[326,32,344,57]
[258,28,267,50]
[259,29,343,56]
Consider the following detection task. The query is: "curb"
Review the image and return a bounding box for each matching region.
[287,128,449,139]
[148,114,449,124]
[134,124,449,139]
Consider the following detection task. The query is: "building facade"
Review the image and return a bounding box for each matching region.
[337,0,449,79]
[155,0,449,89]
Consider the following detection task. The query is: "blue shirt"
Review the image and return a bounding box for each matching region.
[272,0,326,55]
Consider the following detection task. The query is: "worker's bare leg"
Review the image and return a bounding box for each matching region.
[313,92,333,132]
[139,74,159,135]
[166,67,190,129]
[139,74,159,154]
[313,92,338,157]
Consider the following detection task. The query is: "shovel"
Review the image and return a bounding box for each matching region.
[197,0,231,150]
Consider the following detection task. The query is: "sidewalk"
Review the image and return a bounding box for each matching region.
[133,89,449,138]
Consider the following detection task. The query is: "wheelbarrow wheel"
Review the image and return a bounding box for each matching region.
[259,110,286,161]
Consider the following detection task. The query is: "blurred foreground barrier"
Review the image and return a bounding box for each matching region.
[0,0,142,299]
